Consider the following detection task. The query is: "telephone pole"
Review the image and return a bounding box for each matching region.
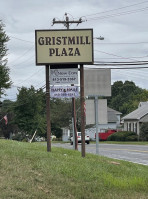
[53,13,83,29]
[52,13,85,155]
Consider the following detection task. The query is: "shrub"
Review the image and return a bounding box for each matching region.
[140,122,148,141]
[107,131,138,141]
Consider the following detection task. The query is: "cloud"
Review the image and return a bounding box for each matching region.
[1,0,148,100]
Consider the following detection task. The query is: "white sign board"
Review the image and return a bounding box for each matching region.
[84,69,111,97]
[50,86,79,98]
[35,29,93,65]
[50,68,78,85]
[86,99,107,125]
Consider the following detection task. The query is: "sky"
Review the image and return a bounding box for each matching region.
[1,0,148,101]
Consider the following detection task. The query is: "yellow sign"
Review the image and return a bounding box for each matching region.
[35,29,93,65]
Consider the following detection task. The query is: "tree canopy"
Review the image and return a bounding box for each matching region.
[107,81,148,115]
[14,86,46,137]
[0,20,11,96]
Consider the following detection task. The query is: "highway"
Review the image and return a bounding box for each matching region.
[52,142,148,166]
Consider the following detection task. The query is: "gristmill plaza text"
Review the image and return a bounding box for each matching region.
[37,36,91,57]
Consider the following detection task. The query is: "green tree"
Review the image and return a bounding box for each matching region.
[0,20,12,96]
[14,86,46,137]
[108,81,148,115]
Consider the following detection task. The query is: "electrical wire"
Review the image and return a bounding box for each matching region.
[80,0,148,18]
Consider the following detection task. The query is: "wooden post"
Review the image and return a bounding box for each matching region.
[80,64,85,157]
[46,65,51,152]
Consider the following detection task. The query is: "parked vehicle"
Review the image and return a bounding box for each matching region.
[70,132,90,145]
[95,129,117,141]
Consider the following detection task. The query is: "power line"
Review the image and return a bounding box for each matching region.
[80,0,148,18]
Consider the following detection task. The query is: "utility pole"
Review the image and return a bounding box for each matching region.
[52,13,85,154]
[53,13,82,30]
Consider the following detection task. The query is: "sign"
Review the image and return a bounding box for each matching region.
[50,68,78,85]
[35,29,93,65]
[86,99,107,125]
[84,69,111,97]
[50,86,79,98]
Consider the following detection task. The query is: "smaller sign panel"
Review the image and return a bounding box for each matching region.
[50,68,78,85]
[84,69,111,97]
[50,86,79,98]
[86,99,107,125]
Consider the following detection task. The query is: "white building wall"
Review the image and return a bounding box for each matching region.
[85,123,117,140]
[62,128,70,142]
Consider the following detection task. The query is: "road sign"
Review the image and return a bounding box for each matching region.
[50,68,78,85]
[50,86,79,98]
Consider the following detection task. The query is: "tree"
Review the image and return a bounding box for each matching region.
[14,86,46,137]
[107,81,148,115]
[0,20,12,96]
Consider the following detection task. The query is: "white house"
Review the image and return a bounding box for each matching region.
[122,101,148,135]
[85,107,122,140]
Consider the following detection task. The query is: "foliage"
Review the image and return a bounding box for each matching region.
[51,123,62,138]
[14,86,46,136]
[107,81,148,115]
[50,98,72,128]
[0,20,12,96]
[107,131,138,141]
[0,100,19,138]
[140,122,148,141]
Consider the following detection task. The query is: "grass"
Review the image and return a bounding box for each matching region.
[0,140,148,199]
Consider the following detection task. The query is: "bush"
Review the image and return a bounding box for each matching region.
[107,131,138,141]
[140,122,148,141]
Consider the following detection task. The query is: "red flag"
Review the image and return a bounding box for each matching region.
[3,115,8,125]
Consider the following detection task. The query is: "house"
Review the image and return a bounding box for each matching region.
[85,107,122,140]
[122,102,148,135]
[62,128,71,142]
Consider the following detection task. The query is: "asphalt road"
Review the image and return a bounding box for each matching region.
[52,142,148,166]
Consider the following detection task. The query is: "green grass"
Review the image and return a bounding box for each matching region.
[0,140,148,199]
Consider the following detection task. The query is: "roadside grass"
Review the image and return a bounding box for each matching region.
[0,140,148,199]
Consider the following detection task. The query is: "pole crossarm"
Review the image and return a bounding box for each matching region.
[52,13,83,29]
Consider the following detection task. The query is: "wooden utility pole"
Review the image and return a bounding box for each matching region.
[53,13,82,29]
[46,65,51,152]
[52,13,84,153]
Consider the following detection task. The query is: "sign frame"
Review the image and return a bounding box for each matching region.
[35,29,94,65]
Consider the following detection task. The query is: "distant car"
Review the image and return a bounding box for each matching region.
[70,132,90,145]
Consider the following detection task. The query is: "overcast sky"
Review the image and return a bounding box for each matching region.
[1,0,148,101]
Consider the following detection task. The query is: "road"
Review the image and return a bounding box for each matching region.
[52,142,148,166]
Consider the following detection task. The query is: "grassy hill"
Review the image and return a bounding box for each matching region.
[0,140,148,199]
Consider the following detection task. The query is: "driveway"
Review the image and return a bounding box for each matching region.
[52,142,148,166]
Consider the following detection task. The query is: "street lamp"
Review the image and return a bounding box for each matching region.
[94,36,104,40]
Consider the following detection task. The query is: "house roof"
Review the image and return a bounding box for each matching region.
[138,101,148,108]
[122,104,148,120]
[107,107,122,115]
[107,107,122,123]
